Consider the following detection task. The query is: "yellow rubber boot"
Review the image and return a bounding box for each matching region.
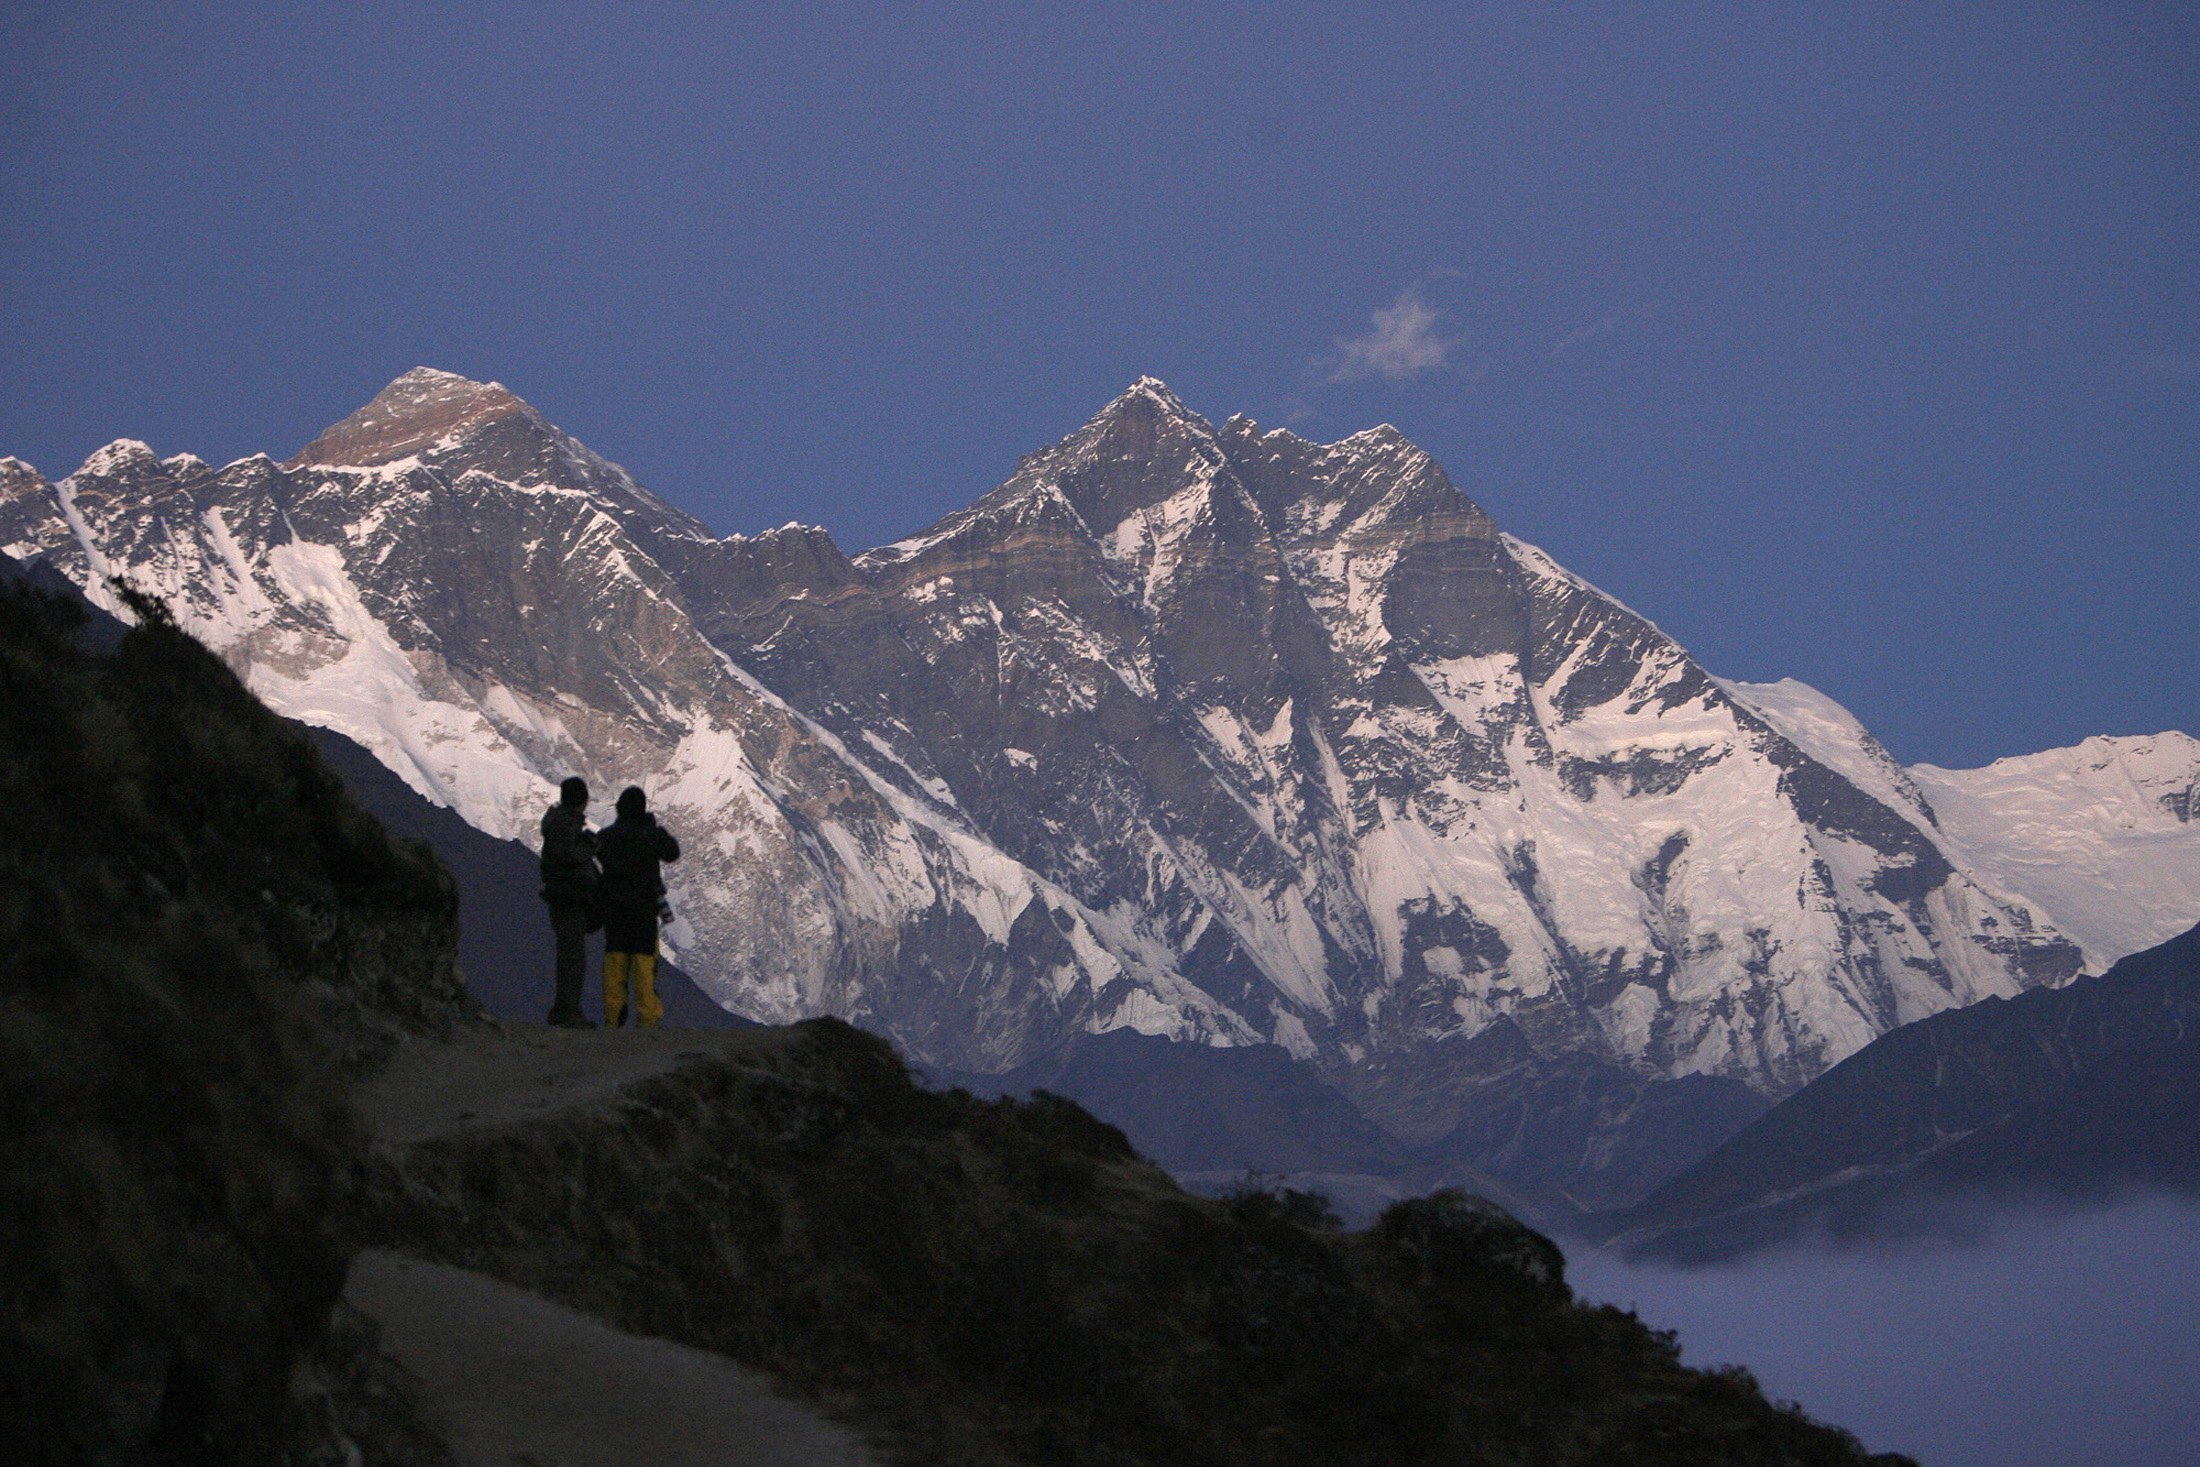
[603,951,630,1028]
[634,953,664,1028]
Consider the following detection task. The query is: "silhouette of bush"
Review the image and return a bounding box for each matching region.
[1371,1187,1567,1291]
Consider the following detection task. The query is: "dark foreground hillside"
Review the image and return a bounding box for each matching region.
[0,573,1910,1466]
[0,576,467,1464]
[365,1018,1911,1467]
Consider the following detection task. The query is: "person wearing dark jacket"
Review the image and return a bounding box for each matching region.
[539,776,600,1028]
[596,785,681,1028]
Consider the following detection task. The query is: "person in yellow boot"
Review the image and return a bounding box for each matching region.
[596,785,681,1028]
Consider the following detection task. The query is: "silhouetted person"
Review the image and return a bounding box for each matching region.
[597,785,680,1027]
[539,776,600,1028]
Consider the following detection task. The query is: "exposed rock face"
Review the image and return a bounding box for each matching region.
[1,372,2114,1151]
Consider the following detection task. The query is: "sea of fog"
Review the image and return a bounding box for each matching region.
[1565,1196,2200,1467]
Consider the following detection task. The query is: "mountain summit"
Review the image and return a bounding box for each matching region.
[291,366,534,468]
[289,367,706,541]
[6,373,2193,1208]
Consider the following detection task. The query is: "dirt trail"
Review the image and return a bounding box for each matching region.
[347,1023,873,1466]
[354,1020,775,1147]
[348,1251,873,1467]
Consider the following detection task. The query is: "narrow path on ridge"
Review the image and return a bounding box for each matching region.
[354,1020,776,1147]
[347,1251,874,1467]
[346,1023,875,1467]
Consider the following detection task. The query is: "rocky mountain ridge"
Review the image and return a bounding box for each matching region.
[7,369,2192,1205]
[1598,920,2200,1261]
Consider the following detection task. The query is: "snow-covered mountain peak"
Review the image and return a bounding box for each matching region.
[392,365,483,390]
[1719,676,1934,823]
[976,376,1235,548]
[1112,374,1198,416]
[1335,421,1409,451]
[1215,417,1490,562]
[1951,730,2198,784]
[1074,376,1217,446]
[73,439,160,479]
[1216,416,1323,457]
[758,520,835,541]
[285,369,711,546]
[1915,731,2199,828]
[1910,730,2200,968]
[290,367,532,469]
[1214,413,1426,463]
[2101,729,2200,786]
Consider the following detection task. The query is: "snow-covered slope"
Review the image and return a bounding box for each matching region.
[3,371,2114,1155]
[1911,734,2200,968]
[1726,679,2200,971]
[1718,677,1938,830]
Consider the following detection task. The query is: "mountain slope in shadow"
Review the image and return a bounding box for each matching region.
[1601,922,2200,1262]
[364,1016,1917,1467]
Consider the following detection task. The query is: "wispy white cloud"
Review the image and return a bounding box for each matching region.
[1329,286,1453,382]
[1549,313,1622,359]
[1548,302,1659,359]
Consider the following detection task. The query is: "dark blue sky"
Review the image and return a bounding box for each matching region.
[3,4,2192,768]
